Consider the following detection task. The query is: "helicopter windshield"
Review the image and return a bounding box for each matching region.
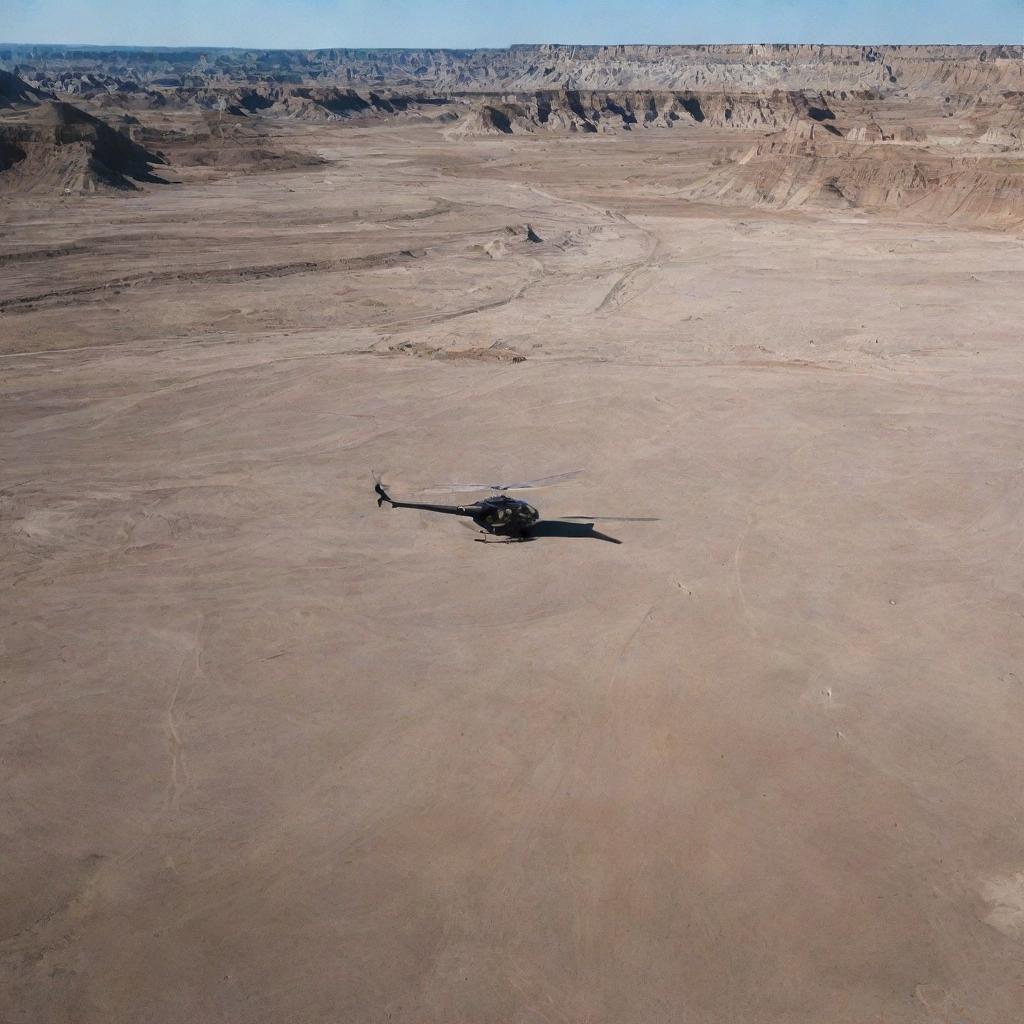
[483,506,514,525]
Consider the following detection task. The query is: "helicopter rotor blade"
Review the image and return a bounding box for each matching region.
[555,515,660,522]
[417,469,584,495]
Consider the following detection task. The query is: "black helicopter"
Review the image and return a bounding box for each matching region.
[372,470,655,543]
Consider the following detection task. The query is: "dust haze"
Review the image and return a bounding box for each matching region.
[2,42,1024,1022]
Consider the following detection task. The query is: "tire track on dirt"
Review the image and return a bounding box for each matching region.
[0,247,428,313]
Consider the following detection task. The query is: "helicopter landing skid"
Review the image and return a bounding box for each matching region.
[474,535,529,544]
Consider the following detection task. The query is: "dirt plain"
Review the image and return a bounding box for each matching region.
[2,45,1024,1024]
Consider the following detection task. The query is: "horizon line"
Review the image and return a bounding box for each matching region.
[3,40,1022,51]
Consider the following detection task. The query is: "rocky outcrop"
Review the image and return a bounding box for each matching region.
[0,71,165,192]
[44,78,460,124]
[0,68,47,106]
[684,120,1024,227]
[846,122,925,143]
[446,90,835,135]
[171,85,455,122]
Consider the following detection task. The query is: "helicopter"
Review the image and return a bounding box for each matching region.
[372,470,656,543]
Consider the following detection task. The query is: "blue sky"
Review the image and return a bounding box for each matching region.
[4,0,1022,49]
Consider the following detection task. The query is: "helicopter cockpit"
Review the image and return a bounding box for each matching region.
[476,496,539,531]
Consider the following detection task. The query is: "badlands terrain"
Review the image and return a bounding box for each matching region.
[2,43,1024,1023]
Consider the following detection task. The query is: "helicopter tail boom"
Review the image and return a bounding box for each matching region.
[373,475,472,516]
[389,500,474,516]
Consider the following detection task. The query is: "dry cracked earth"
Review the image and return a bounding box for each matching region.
[2,44,1024,1023]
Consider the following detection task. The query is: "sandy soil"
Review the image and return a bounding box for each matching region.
[2,124,1024,1022]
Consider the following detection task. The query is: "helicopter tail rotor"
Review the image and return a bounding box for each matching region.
[372,471,393,507]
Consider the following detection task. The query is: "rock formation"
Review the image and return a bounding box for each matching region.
[0,69,165,192]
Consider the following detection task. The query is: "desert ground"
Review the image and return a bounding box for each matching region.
[2,45,1024,1023]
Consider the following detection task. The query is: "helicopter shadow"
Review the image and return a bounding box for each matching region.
[527,520,623,544]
